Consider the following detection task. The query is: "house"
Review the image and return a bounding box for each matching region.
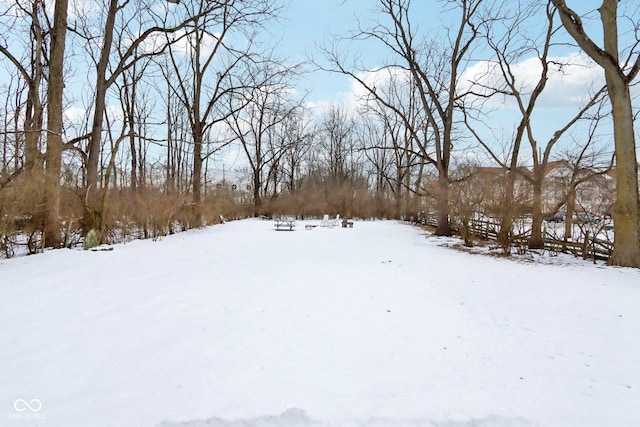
[542,160,615,215]
[466,161,616,216]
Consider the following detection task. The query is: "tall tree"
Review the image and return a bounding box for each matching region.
[227,61,301,216]
[0,0,46,173]
[320,105,356,184]
[43,0,69,248]
[165,0,278,223]
[279,111,313,195]
[551,0,640,267]
[0,0,68,247]
[319,0,484,235]
[360,75,426,219]
[78,0,226,232]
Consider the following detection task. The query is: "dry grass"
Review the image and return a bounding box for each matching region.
[1,176,424,258]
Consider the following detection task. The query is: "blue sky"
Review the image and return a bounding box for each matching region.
[274,0,463,104]
[272,1,604,103]
[276,0,375,102]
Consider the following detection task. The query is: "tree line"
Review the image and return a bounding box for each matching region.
[0,0,638,267]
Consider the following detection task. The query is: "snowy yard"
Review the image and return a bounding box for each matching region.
[1,219,639,427]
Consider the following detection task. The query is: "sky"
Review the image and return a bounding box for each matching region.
[267,0,625,164]
[273,0,606,105]
[274,0,459,106]
[275,0,377,105]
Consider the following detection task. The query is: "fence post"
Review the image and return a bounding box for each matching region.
[582,231,589,260]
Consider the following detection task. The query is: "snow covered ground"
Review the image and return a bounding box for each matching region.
[1,219,639,427]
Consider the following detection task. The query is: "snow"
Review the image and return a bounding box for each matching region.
[1,219,639,427]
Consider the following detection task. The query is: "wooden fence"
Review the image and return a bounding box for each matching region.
[415,215,613,262]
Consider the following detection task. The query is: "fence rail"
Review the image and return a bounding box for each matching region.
[415,215,613,262]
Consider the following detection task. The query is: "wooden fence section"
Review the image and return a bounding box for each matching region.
[415,215,614,262]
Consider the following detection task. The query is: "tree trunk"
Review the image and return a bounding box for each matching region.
[608,78,640,266]
[600,1,640,267]
[253,170,262,217]
[165,82,174,195]
[529,172,544,249]
[43,0,68,248]
[127,78,137,192]
[435,172,451,236]
[564,189,575,241]
[130,129,137,191]
[192,127,203,226]
[394,164,403,219]
[23,1,45,173]
[84,0,118,234]
[498,171,516,254]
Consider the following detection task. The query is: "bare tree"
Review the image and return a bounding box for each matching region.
[279,111,314,195]
[319,0,484,235]
[227,60,302,216]
[319,105,356,185]
[555,108,615,242]
[164,0,280,223]
[116,34,158,194]
[465,1,608,251]
[450,161,487,246]
[0,70,28,183]
[359,73,428,219]
[72,0,233,232]
[357,115,394,215]
[551,0,640,267]
[42,0,69,248]
[0,0,69,248]
[160,70,192,195]
[0,0,46,173]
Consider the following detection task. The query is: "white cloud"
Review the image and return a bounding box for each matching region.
[64,107,91,124]
[460,52,604,110]
[325,53,603,119]
[169,30,223,58]
[323,53,603,115]
[333,66,415,115]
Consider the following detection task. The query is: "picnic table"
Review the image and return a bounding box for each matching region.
[274,217,296,231]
